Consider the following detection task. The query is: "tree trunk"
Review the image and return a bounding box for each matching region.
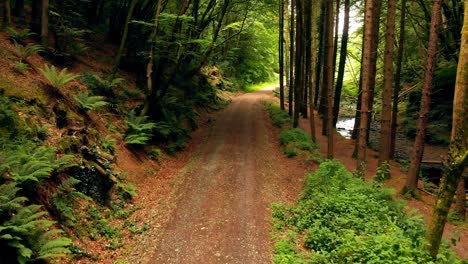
[332,0,340,78]
[455,176,466,221]
[143,0,163,116]
[30,0,41,34]
[308,0,318,141]
[1,0,11,30]
[390,0,407,159]
[427,5,468,248]
[293,0,302,128]
[378,0,397,166]
[112,0,138,75]
[356,0,376,175]
[405,0,442,194]
[13,0,24,18]
[314,4,325,108]
[325,0,334,158]
[289,0,295,116]
[279,0,285,110]
[40,0,49,47]
[333,0,350,127]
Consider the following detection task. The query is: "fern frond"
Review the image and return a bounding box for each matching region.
[75,92,109,110]
[39,64,80,89]
[13,42,44,61]
[124,110,156,146]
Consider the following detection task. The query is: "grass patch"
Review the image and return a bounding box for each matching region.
[272,160,463,263]
[244,81,278,92]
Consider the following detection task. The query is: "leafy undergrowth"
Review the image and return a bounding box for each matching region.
[272,160,464,264]
[264,102,321,161]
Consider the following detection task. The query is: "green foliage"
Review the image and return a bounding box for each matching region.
[75,92,109,110]
[264,102,291,128]
[279,129,317,157]
[273,160,463,263]
[13,61,30,73]
[39,64,80,89]
[51,177,89,225]
[374,161,390,186]
[0,183,71,263]
[6,27,35,43]
[101,135,117,155]
[124,110,156,146]
[80,72,124,97]
[13,42,44,62]
[0,96,17,137]
[0,145,74,189]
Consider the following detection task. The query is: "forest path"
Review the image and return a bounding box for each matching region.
[146,89,310,263]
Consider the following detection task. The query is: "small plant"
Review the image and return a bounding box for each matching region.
[373,161,390,186]
[39,64,80,89]
[124,110,156,146]
[6,27,35,43]
[101,135,117,154]
[148,147,162,160]
[13,42,44,62]
[14,61,30,73]
[74,92,108,110]
[264,102,291,128]
[51,177,89,225]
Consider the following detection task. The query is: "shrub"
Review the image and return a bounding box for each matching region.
[80,72,124,97]
[264,102,291,128]
[124,110,156,146]
[272,160,463,263]
[75,92,108,110]
[39,64,80,89]
[279,128,316,157]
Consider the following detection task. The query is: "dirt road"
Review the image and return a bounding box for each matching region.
[147,90,310,263]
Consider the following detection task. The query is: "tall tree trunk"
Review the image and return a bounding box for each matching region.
[333,0,350,127]
[1,0,11,30]
[332,0,340,78]
[426,4,468,251]
[352,0,381,143]
[30,0,41,34]
[405,0,442,194]
[40,0,49,47]
[356,0,376,175]
[320,0,330,135]
[390,0,407,159]
[325,0,334,158]
[308,0,317,141]
[314,5,325,108]
[378,0,397,166]
[143,0,163,116]
[293,0,302,128]
[13,0,24,18]
[279,0,285,110]
[289,0,295,116]
[112,0,138,75]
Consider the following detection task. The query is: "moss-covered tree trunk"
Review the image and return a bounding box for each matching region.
[426,2,468,255]
[279,0,285,110]
[405,0,442,194]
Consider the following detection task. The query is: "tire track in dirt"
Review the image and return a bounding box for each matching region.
[149,90,311,264]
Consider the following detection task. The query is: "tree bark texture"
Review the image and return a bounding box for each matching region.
[390,0,407,159]
[378,0,397,165]
[405,0,442,194]
[333,0,350,127]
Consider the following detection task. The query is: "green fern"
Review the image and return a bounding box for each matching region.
[14,61,30,73]
[6,27,35,43]
[0,183,71,263]
[51,177,89,225]
[39,64,80,89]
[75,92,109,110]
[2,146,74,189]
[124,110,156,145]
[13,41,44,62]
